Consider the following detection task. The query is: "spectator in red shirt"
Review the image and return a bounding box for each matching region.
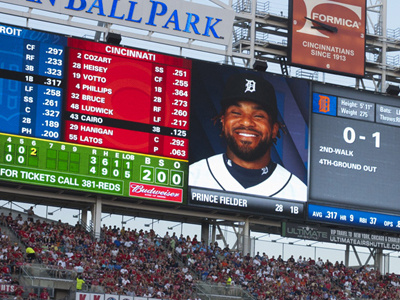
[27,288,38,300]
[39,288,49,300]
[14,286,23,300]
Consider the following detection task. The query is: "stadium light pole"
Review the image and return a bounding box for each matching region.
[168,222,183,235]
[145,219,159,230]
[271,237,286,243]
[121,216,135,226]
[288,239,303,245]
[73,210,81,223]
[255,234,270,240]
[101,213,112,221]
[48,207,62,216]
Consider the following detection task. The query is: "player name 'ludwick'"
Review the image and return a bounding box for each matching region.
[81,105,113,116]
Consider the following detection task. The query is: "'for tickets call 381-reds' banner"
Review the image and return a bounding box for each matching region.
[289,0,366,77]
[0,24,190,204]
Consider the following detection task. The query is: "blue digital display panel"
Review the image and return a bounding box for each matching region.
[308,204,400,232]
[0,24,67,140]
[309,83,400,233]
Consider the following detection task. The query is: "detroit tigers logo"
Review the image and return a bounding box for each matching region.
[261,167,269,175]
[318,95,330,113]
[296,0,362,38]
[244,79,256,93]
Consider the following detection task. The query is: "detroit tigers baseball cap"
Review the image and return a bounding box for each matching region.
[221,72,278,122]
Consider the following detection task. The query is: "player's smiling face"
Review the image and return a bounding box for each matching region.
[221,100,279,165]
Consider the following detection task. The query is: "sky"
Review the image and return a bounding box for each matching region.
[0,0,400,273]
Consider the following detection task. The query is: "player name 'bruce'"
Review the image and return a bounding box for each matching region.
[82,95,105,103]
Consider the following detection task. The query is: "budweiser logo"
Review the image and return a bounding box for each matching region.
[129,182,183,203]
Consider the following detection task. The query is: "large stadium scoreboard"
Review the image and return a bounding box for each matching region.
[2,23,400,234]
[0,24,188,203]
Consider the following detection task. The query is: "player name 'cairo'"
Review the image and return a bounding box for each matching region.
[81,105,113,115]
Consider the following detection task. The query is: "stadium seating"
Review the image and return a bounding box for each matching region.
[1,211,400,299]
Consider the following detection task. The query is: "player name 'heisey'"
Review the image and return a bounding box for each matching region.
[80,125,113,135]
[81,105,113,115]
[83,64,108,73]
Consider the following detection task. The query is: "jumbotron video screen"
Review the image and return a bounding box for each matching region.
[2,23,400,232]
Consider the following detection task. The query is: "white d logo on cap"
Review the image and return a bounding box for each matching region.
[244,79,256,93]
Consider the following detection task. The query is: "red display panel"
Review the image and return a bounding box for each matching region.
[64,38,191,160]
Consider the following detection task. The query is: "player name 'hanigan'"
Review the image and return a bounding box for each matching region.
[80,125,113,135]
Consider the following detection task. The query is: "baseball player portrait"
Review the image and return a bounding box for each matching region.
[189,70,307,202]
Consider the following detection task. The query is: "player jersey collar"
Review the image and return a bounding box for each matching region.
[223,153,277,188]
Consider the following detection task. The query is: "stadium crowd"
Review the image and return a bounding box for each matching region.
[0,211,400,299]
